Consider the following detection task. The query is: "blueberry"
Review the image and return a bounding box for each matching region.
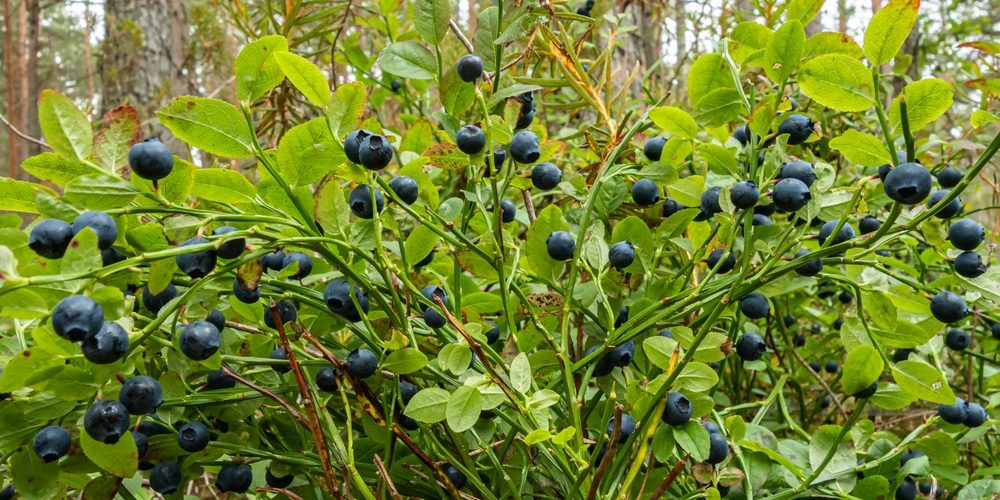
[859,216,881,234]
[607,414,637,442]
[698,186,723,220]
[772,178,812,212]
[954,251,987,278]
[266,468,295,489]
[269,347,291,373]
[232,278,260,304]
[632,179,660,206]
[212,226,244,259]
[706,248,736,273]
[33,426,71,462]
[484,320,500,344]
[821,396,831,408]
[29,219,74,259]
[777,113,814,145]
[346,348,378,378]
[895,477,917,500]
[778,161,817,187]
[441,462,467,490]
[415,250,434,270]
[349,184,384,219]
[644,137,667,161]
[358,133,393,170]
[752,214,772,226]
[52,295,104,342]
[531,162,562,190]
[930,291,967,324]
[136,418,171,437]
[949,218,984,250]
[608,241,635,270]
[343,129,372,164]
[132,430,148,458]
[179,321,222,361]
[589,442,608,464]
[494,199,516,223]
[546,230,576,261]
[893,348,913,363]
[480,409,496,420]
[794,334,805,346]
[84,399,131,444]
[730,181,759,209]
[142,284,178,314]
[98,248,126,267]
[81,320,129,364]
[614,306,629,328]
[659,328,673,338]
[662,197,685,218]
[938,396,968,424]
[928,190,962,218]
[389,176,419,204]
[119,375,164,415]
[839,291,854,304]
[661,392,693,426]
[793,249,823,276]
[739,293,770,319]
[993,323,1000,340]
[399,415,420,430]
[755,203,777,216]
[420,285,448,307]
[72,211,118,250]
[818,221,856,246]
[733,124,755,146]
[809,361,821,372]
[216,463,253,493]
[280,251,312,279]
[175,237,217,279]
[264,301,297,329]
[964,402,988,427]
[825,360,839,374]
[456,54,483,82]
[853,380,878,399]
[150,461,182,494]
[884,162,933,204]
[515,108,535,129]
[260,249,286,271]
[315,367,339,392]
[707,432,729,464]
[506,130,542,164]
[833,318,845,330]
[128,138,174,181]
[945,329,970,351]
[606,340,635,366]
[456,125,486,155]
[783,315,795,328]
[390,79,402,92]
[206,369,235,390]
[936,166,962,188]
[423,307,446,328]
[735,332,766,361]
[206,310,226,332]
[177,421,211,452]
[485,148,506,176]
[323,280,368,322]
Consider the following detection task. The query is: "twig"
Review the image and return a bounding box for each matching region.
[219,365,309,427]
[449,19,475,54]
[0,111,50,149]
[258,487,305,500]
[650,453,690,500]
[587,404,623,500]
[522,190,537,224]
[374,455,403,500]
[224,321,265,335]
[789,345,850,420]
[434,295,518,402]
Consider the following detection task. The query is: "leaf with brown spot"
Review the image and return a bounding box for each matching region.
[236,258,264,291]
[93,106,142,173]
[422,143,470,171]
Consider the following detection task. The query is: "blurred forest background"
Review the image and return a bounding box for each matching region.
[0,0,996,179]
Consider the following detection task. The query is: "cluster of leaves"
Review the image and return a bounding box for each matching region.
[1,0,1000,499]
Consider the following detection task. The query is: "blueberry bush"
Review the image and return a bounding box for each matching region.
[2,0,1000,499]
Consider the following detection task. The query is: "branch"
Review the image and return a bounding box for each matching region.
[219,365,309,427]
[374,454,403,500]
[650,453,690,500]
[0,111,50,149]
[587,404,623,500]
[789,345,850,420]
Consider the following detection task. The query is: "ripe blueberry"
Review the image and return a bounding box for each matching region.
[390,79,402,92]
[82,320,129,364]
[266,468,294,489]
[142,284,177,314]
[441,462,467,490]
[735,332,766,361]
[706,248,736,273]
[52,295,104,342]
[484,148,506,176]
[809,361,821,372]
[323,280,368,321]
[777,113,814,145]
[938,396,968,424]
[608,241,635,270]
[177,422,211,452]
[661,392,693,426]
[456,125,486,155]
[515,108,535,129]
[100,248,125,267]
[509,130,540,163]
[884,162,933,204]
[531,162,562,190]
[132,430,148,458]
[607,414,636,442]
[175,237,217,279]
[423,307,446,328]
[212,226,245,259]
[349,184,384,219]
[128,138,174,181]
[316,367,339,392]
[346,348,378,378]
[29,219,74,259]
[269,347,291,373]
[72,211,118,250]
[84,399,131,444]
[399,381,419,405]
[260,249,286,271]
[33,426,71,462]
[421,285,448,307]
[484,320,500,344]
[605,340,635,366]
[216,463,253,493]
[730,181,759,209]
[893,348,913,363]
[707,432,728,465]
[859,216,881,234]
[948,218,984,250]
[389,176,419,204]
[615,306,628,328]
[895,477,917,500]
[733,125,755,147]
[119,375,164,415]
[853,380,878,399]
[207,369,235,390]
[456,54,483,82]
[281,251,312,279]
[936,166,962,188]
[945,329,970,351]
[818,221,856,246]
[928,190,962,218]
[206,310,226,332]
[954,251,987,278]
[631,179,660,206]
[546,230,576,261]
[232,278,260,304]
[179,321,222,361]
[930,291,967,324]
[343,129,372,164]
[825,360,839,374]
[493,199,517,223]
[778,161,817,187]
[659,328,673,338]
[358,133,394,170]
[264,301,297,329]
[964,402,988,427]
[739,293,770,319]
[772,178,811,212]
[662,197,685,218]
[698,186,723,220]
[644,137,667,161]
[150,461,182,494]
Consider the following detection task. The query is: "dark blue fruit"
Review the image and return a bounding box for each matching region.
[928,190,962,218]
[938,396,968,424]
[755,203,777,216]
[732,124,756,146]
[809,361,821,372]
[102,248,126,266]
[344,129,372,164]
[662,197,685,218]
[264,301,296,329]
[859,216,881,234]
[964,402,987,427]
[884,163,933,204]
[423,308,446,328]
[777,113,814,145]
[358,133,393,170]
[421,285,448,307]
[698,186,723,220]
[484,320,500,344]
[29,219,74,259]
[177,422,211,452]
[346,348,378,378]
[893,348,913,363]
[150,461,182,494]
[531,162,562,190]
[323,280,368,321]
[213,226,244,259]
[930,291,967,324]
[266,468,294,489]
[216,463,253,493]
[72,211,118,250]
[495,199,516,223]
[954,251,987,278]
[706,248,736,273]
[456,125,486,155]
[994,323,1000,340]
[207,369,235,390]
[608,241,635,270]
[739,293,770,319]
[632,179,660,206]
[949,218,984,250]
[206,310,226,332]
[606,340,635,366]
[399,415,420,430]
[389,176,419,204]
[485,148,506,174]
[615,306,628,328]
[853,381,878,398]
[833,318,845,330]
[82,320,129,364]
[456,54,483,82]
[175,238,217,279]
[794,249,823,276]
[607,414,636,442]
[515,108,535,129]
[142,284,177,314]
[316,367,339,392]
[33,426,71,462]
[752,213,772,225]
[818,221,856,246]
[772,178,812,212]
[509,130,540,164]
[441,463,467,489]
[662,392,693,426]
[128,138,174,181]
[84,399,131,444]
[945,329,970,351]
[179,321,222,361]
[825,360,839,374]
[730,181,759,209]
[735,332,766,361]
[778,161,817,187]
[132,430,148,458]
[260,249,285,271]
[707,432,728,464]
[895,477,917,500]
[821,396,831,408]
[390,79,402,92]
[659,328,673,338]
[269,347,291,373]
[349,184,384,219]
[281,251,312,279]
[52,295,104,342]
[399,381,419,405]
[232,278,260,304]
[703,421,721,435]
[936,166,962,188]
[644,136,667,161]
[119,375,164,415]
[546,231,576,261]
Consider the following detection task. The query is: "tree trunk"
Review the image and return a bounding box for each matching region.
[674,0,686,96]
[3,0,17,177]
[838,0,848,33]
[25,0,41,163]
[805,10,822,37]
[619,1,662,100]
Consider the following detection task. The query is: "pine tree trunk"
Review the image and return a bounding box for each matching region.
[25,0,41,164]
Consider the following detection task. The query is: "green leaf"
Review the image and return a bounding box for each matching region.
[972,109,1000,127]
[809,424,857,491]
[403,224,438,268]
[864,290,897,332]
[643,336,677,370]
[413,0,450,44]
[446,385,482,432]
[376,41,437,80]
[687,54,736,106]
[510,353,531,393]
[190,168,256,204]
[729,22,773,64]
[486,84,543,108]
[649,106,697,139]
[440,68,475,116]
[422,143,469,171]
[0,348,61,393]
[524,429,552,445]
[82,476,123,500]
[749,102,776,139]
[957,480,1000,500]
[696,143,739,177]
[667,176,705,207]
[786,0,823,25]
[914,431,960,465]
[0,289,49,320]
[92,106,141,173]
[829,130,890,166]
[495,5,548,44]
[325,81,368,138]
[156,96,255,158]
[892,360,955,404]
[63,228,103,275]
[473,8,498,72]
[147,258,179,296]
[64,174,140,210]
[126,223,168,252]
[803,32,863,60]
[0,177,54,214]
[863,0,919,66]
[404,387,449,423]
[37,89,92,162]
[277,118,346,186]
[526,204,570,283]
[853,476,889,500]
[132,157,195,204]
[234,35,289,103]
[871,319,937,349]
[869,383,916,410]
[11,447,60,500]
[382,348,428,374]
[315,179,350,237]
[80,428,138,478]
[763,20,805,84]
[610,216,655,273]
[674,362,719,392]
[888,78,954,131]
[274,52,331,107]
[842,345,884,395]
[798,54,875,112]
[692,89,744,128]
[674,420,710,462]
[20,153,90,187]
